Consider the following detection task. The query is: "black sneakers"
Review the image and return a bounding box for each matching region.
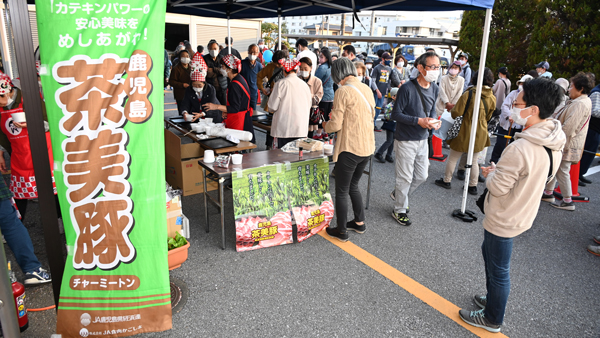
[459,309,501,333]
[326,227,348,242]
[435,179,451,189]
[375,153,385,163]
[392,212,411,226]
[468,186,478,195]
[346,220,366,234]
[456,170,466,181]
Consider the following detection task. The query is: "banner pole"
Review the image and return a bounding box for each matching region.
[0,244,21,337]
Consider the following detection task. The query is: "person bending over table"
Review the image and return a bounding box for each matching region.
[181,53,222,123]
[202,54,256,142]
[268,58,312,149]
[322,58,376,242]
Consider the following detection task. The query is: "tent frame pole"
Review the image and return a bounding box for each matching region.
[227,14,231,54]
[454,8,493,221]
[278,14,282,50]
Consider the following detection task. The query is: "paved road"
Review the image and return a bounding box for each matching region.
[11,90,600,337]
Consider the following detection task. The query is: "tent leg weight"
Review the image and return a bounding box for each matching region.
[452,209,477,222]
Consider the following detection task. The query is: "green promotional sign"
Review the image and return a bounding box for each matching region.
[232,157,332,252]
[35,1,171,336]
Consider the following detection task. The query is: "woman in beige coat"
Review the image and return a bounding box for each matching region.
[435,68,496,195]
[543,72,593,211]
[435,61,465,117]
[297,57,324,134]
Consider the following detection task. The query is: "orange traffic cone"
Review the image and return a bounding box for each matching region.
[429,117,447,162]
[553,162,589,202]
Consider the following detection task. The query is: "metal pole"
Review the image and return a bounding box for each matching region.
[460,8,492,213]
[2,2,15,79]
[7,0,65,307]
[277,14,281,50]
[227,15,231,54]
[369,11,376,54]
[0,245,21,338]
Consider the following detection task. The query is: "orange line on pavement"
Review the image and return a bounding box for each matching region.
[318,231,509,338]
[165,108,177,112]
[165,102,176,105]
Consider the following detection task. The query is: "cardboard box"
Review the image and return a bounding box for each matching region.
[165,129,218,196]
[167,196,183,238]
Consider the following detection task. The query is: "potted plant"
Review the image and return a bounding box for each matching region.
[168,233,190,270]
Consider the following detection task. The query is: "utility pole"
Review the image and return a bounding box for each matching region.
[340,13,346,51]
[369,11,376,54]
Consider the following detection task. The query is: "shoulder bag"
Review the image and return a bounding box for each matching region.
[446,89,473,140]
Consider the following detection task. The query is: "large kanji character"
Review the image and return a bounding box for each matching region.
[64,129,128,203]
[75,18,88,30]
[55,56,128,132]
[73,199,134,269]
[101,17,114,29]
[115,17,127,29]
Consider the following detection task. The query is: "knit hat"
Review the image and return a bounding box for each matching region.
[0,72,13,95]
[278,58,300,72]
[222,54,242,73]
[190,53,207,82]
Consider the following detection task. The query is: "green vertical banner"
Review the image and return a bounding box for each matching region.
[287,158,333,242]
[35,1,171,337]
[233,165,294,252]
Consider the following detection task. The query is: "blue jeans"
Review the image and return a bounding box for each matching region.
[482,230,513,325]
[374,96,385,127]
[580,127,600,176]
[0,198,41,273]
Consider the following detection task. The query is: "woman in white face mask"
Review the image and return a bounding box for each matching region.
[240,44,264,112]
[390,55,409,88]
[435,61,465,117]
[180,53,222,123]
[298,57,324,135]
[435,68,496,195]
[168,50,192,115]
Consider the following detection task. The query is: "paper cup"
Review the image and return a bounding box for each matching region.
[324,144,334,155]
[204,117,213,124]
[184,114,193,122]
[11,113,26,123]
[231,154,243,165]
[204,150,215,163]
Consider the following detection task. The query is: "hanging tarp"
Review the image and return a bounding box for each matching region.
[35,0,172,336]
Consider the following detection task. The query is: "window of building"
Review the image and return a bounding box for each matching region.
[438,32,443,37]
[403,27,408,33]
[429,28,435,36]
[382,26,387,35]
[412,27,418,34]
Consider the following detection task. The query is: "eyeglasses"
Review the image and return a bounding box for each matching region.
[425,65,441,70]
[511,102,527,108]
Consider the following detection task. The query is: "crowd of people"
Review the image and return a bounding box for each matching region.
[162,38,599,333]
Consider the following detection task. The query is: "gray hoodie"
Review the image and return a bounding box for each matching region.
[483,119,566,238]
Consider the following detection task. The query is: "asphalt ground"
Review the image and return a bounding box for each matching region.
[7,89,600,338]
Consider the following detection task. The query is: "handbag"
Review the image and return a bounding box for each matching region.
[447,89,473,140]
[309,107,323,125]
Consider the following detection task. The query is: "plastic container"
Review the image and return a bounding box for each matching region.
[324,144,334,155]
[204,150,215,163]
[11,113,26,123]
[231,154,243,165]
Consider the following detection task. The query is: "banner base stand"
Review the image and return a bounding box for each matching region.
[452,209,477,222]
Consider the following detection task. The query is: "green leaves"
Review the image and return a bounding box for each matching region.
[168,233,188,251]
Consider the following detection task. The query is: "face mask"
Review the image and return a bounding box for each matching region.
[397,62,404,68]
[6,94,14,106]
[459,59,466,65]
[537,72,543,76]
[366,64,372,70]
[219,68,228,77]
[518,84,523,91]
[38,81,42,87]
[511,106,531,125]
[258,45,264,49]
[181,57,190,64]
[210,50,219,57]
[448,68,459,76]
[357,76,364,82]
[249,55,257,61]
[193,87,203,94]
[299,71,310,78]
[424,70,439,83]
[384,60,391,66]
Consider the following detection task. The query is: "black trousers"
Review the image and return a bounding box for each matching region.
[15,194,62,224]
[277,137,299,149]
[334,152,370,232]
